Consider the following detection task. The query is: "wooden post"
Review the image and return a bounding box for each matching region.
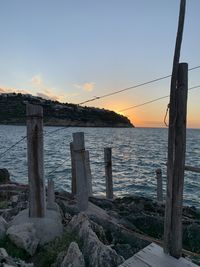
[104,148,113,199]
[170,62,188,257]
[164,0,186,256]
[26,104,46,218]
[156,169,163,202]
[70,142,76,195]
[73,132,88,211]
[85,150,93,197]
[47,178,55,210]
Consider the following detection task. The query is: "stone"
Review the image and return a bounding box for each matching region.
[183,223,200,253]
[9,208,63,246]
[68,213,124,267]
[114,243,134,259]
[61,242,85,267]
[7,223,39,255]
[0,169,10,184]
[0,216,7,239]
[0,247,33,267]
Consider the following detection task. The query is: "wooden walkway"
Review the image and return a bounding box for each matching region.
[119,243,198,267]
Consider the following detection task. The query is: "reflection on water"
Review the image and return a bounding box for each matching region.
[0,125,200,207]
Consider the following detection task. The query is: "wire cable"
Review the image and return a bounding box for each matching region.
[78,65,200,105]
[119,84,200,112]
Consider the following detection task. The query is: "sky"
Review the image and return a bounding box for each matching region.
[0,0,199,128]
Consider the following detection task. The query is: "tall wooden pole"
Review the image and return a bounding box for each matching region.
[70,142,76,195]
[164,0,186,255]
[26,104,46,218]
[170,63,188,257]
[104,148,113,199]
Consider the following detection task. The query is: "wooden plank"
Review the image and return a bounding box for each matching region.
[119,243,199,267]
[184,165,200,173]
[70,142,76,195]
[164,0,186,255]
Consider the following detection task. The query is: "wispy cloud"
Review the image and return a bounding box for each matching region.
[73,82,95,92]
[0,86,30,94]
[30,74,43,86]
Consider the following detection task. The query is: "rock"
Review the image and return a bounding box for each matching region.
[183,223,200,253]
[0,169,10,184]
[114,243,134,259]
[9,208,63,246]
[7,223,39,255]
[61,242,85,267]
[0,248,33,267]
[68,213,124,267]
[0,216,7,239]
[0,247,8,258]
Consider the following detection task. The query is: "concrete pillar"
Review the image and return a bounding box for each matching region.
[73,132,88,211]
[26,103,46,217]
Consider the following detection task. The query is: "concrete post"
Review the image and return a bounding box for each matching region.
[73,132,88,211]
[156,168,163,202]
[104,147,113,199]
[26,103,46,217]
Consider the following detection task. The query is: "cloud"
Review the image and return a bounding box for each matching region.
[30,74,43,86]
[0,86,30,94]
[36,89,59,101]
[73,82,95,92]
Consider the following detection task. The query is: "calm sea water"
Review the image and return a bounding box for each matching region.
[0,125,200,207]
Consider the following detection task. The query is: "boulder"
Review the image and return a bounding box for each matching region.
[68,213,124,267]
[183,223,200,253]
[9,208,63,246]
[0,247,33,267]
[7,223,39,255]
[0,169,10,184]
[61,242,85,267]
[0,216,7,239]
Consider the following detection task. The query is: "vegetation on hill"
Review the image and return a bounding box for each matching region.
[0,93,134,127]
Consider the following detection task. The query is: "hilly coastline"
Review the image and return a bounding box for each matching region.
[0,93,134,127]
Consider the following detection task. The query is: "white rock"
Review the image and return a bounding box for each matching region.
[0,216,7,239]
[9,208,63,246]
[7,223,39,255]
[0,247,8,258]
[61,242,85,267]
[68,213,123,267]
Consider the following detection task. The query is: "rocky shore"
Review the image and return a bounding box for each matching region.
[0,171,200,267]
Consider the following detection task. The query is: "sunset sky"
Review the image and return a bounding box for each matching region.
[0,0,199,128]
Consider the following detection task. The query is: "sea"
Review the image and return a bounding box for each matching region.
[0,125,200,208]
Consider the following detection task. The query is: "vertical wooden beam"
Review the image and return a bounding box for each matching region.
[85,150,93,197]
[26,103,46,218]
[104,148,113,199]
[164,0,186,255]
[73,132,88,211]
[170,62,188,257]
[70,142,76,195]
[156,169,163,202]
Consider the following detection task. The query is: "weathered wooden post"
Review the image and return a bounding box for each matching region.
[164,0,186,257]
[85,150,93,197]
[104,148,113,199]
[70,142,76,195]
[26,103,46,217]
[156,169,163,202]
[171,62,188,257]
[73,132,88,211]
[47,178,56,210]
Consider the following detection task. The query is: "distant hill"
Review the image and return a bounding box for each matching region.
[0,93,134,127]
